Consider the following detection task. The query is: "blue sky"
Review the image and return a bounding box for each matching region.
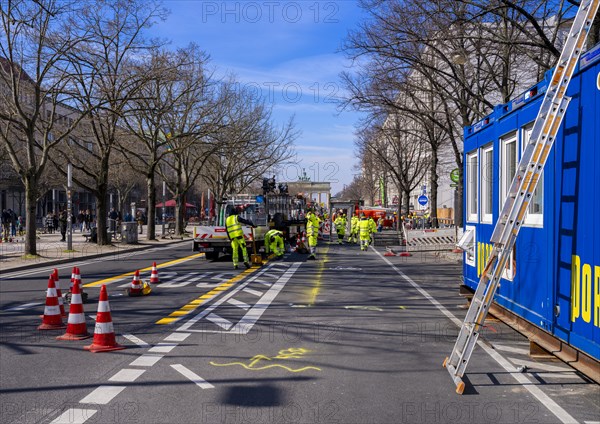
[148,1,367,193]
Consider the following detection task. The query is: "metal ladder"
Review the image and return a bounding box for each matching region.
[444,0,600,394]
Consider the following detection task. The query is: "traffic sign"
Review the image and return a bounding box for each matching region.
[417,195,428,206]
[450,168,460,183]
[255,195,264,203]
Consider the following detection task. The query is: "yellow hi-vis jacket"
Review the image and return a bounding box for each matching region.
[359,218,371,239]
[226,215,243,239]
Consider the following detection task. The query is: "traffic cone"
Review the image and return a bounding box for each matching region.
[84,285,125,352]
[57,280,91,340]
[38,276,66,330]
[69,266,76,292]
[126,270,143,296]
[52,269,67,318]
[73,266,89,303]
[384,248,396,257]
[149,262,161,284]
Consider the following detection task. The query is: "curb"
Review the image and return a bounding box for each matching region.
[0,238,190,274]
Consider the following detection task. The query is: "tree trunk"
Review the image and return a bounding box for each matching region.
[146,176,156,240]
[24,176,38,256]
[175,196,184,236]
[403,190,410,216]
[96,187,109,245]
[429,150,439,228]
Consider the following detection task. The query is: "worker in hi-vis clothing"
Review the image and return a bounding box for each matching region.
[334,213,347,244]
[265,229,284,258]
[368,216,377,245]
[348,214,359,244]
[226,206,255,269]
[359,213,371,251]
[306,208,320,260]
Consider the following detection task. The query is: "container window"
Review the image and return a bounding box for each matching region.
[500,132,518,211]
[521,124,543,226]
[481,144,493,223]
[502,244,516,281]
[466,151,478,222]
[458,225,476,266]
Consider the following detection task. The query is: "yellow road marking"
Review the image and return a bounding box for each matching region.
[155,266,257,325]
[307,246,329,306]
[82,253,205,288]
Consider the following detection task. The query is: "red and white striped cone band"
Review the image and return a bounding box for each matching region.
[52,270,67,317]
[70,266,76,292]
[57,281,90,340]
[129,270,142,293]
[38,276,66,330]
[150,262,160,284]
[84,285,124,352]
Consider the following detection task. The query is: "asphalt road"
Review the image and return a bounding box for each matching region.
[0,241,598,424]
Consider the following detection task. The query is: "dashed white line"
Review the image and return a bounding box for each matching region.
[122,334,150,348]
[79,386,126,405]
[243,287,263,297]
[129,354,163,367]
[50,408,97,424]
[171,364,214,389]
[108,369,146,382]
[164,332,191,342]
[206,313,233,330]
[149,342,178,354]
[227,298,250,310]
[253,279,272,287]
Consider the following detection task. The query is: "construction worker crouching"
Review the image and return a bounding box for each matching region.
[226,206,255,270]
[265,229,284,259]
[358,213,371,251]
[306,208,320,260]
[334,212,347,245]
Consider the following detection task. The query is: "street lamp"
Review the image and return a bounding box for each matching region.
[162,181,166,236]
[67,163,72,250]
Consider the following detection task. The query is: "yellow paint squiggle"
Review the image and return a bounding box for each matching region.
[209,361,321,373]
[209,347,321,373]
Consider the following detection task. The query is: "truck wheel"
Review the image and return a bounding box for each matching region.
[205,251,218,261]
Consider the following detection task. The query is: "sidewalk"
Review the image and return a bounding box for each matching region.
[0,225,191,273]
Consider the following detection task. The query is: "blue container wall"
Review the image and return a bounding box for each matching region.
[463,59,600,360]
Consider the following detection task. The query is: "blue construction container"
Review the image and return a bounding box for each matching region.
[462,43,600,361]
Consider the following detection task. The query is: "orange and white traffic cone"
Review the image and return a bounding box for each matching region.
[38,276,66,330]
[57,280,91,340]
[69,266,77,292]
[52,269,67,318]
[126,270,143,296]
[149,262,160,284]
[84,285,125,352]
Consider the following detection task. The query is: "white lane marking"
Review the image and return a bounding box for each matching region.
[129,354,163,367]
[122,334,149,348]
[109,369,146,382]
[88,315,96,321]
[171,364,214,389]
[176,264,280,332]
[5,302,42,311]
[243,287,263,297]
[493,343,530,355]
[159,272,207,288]
[149,342,178,354]
[227,298,250,310]
[206,313,233,330]
[261,273,280,279]
[79,386,126,405]
[253,279,272,287]
[230,262,302,335]
[507,357,576,373]
[50,408,97,423]
[374,248,579,424]
[164,332,191,342]
[584,421,600,424]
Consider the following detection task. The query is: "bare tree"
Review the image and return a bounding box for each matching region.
[122,44,215,239]
[62,0,166,245]
[0,0,91,255]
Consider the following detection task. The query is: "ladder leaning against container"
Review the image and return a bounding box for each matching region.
[443,0,600,395]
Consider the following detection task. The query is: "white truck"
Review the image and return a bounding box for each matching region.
[192,191,307,260]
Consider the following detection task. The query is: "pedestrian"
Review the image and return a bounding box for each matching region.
[264,229,284,258]
[136,210,144,234]
[84,209,93,231]
[377,217,384,232]
[1,209,11,241]
[225,206,255,270]
[359,213,371,251]
[77,210,85,232]
[58,210,68,242]
[306,208,320,259]
[17,215,24,236]
[9,209,17,237]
